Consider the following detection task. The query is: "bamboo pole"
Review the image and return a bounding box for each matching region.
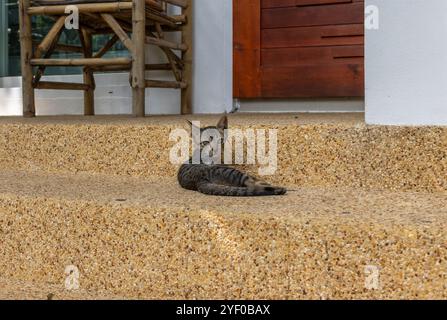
[162,47,182,81]
[145,0,163,11]
[164,47,184,68]
[131,0,146,117]
[93,35,119,58]
[146,36,188,51]
[28,2,133,15]
[145,80,187,89]
[32,0,158,7]
[90,63,172,72]
[35,81,90,91]
[19,0,35,117]
[33,29,63,86]
[145,12,177,28]
[153,25,182,81]
[170,15,186,23]
[101,13,135,54]
[154,25,179,81]
[34,16,65,58]
[181,0,193,114]
[30,57,131,66]
[79,29,95,115]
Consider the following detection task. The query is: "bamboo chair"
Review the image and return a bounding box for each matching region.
[18,0,192,117]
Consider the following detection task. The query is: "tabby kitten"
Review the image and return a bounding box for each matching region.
[177,116,287,196]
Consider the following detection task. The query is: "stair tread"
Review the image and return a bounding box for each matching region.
[1,169,447,299]
[1,169,446,228]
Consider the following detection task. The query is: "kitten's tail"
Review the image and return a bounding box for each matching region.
[197,182,287,197]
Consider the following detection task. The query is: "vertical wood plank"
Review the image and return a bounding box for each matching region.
[19,0,35,117]
[181,0,193,114]
[235,0,364,98]
[233,0,261,98]
[131,0,146,117]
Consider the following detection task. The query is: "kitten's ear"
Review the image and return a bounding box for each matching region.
[216,115,228,131]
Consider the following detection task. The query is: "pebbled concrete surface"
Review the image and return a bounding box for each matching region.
[0,170,446,299]
[0,113,446,299]
[0,113,446,192]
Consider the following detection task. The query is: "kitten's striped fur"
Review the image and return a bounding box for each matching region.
[177,116,287,197]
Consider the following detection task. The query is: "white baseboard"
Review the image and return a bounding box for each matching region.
[238,98,365,113]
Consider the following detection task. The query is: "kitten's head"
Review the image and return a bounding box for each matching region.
[187,115,228,163]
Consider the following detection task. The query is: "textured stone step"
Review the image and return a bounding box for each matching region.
[0,114,446,192]
[0,170,446,299]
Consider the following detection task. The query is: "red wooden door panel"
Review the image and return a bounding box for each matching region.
[234,0,365,98]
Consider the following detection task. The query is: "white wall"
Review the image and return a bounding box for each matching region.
[194,0,233,114]
[365,0,447,125]
[0,0,233,116]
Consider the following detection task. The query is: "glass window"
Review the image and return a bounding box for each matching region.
[0,0,129,78]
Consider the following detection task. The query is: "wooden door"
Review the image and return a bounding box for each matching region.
[234,0,365,98]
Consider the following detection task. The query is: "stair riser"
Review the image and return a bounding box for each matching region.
[1,124,446,192]
[1,196,446,299]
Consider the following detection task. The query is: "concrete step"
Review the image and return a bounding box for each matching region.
[0,114,446,192]
[0,169,446,299]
